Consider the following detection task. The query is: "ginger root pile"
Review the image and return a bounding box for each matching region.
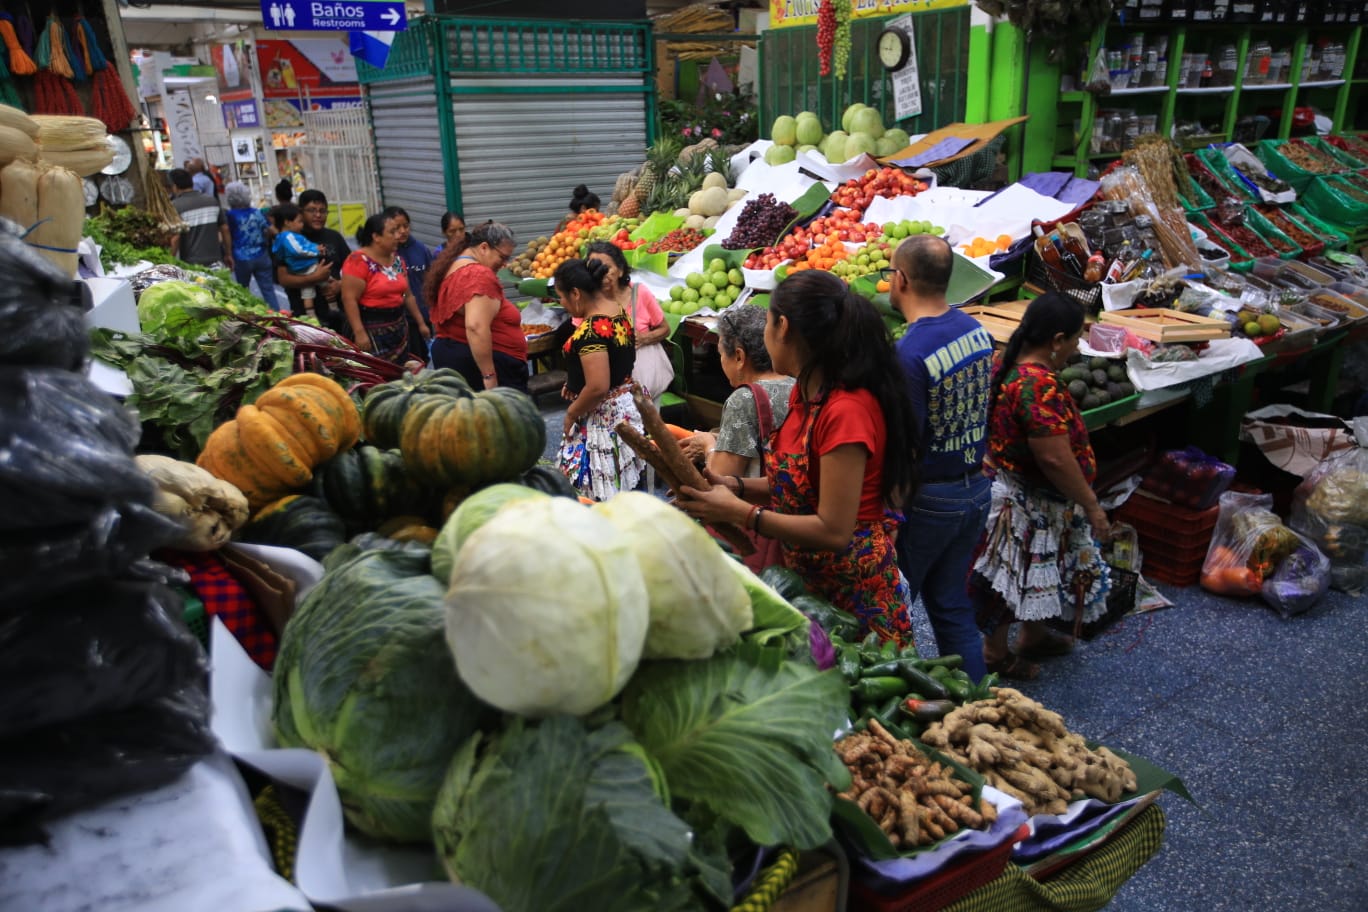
[836,719,998,849]
[920,688,1137,816]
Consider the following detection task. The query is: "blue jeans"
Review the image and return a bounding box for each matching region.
[896,473,992,682]
[234,254,280,310]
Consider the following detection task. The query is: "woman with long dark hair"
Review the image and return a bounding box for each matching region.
[339,212,429,365]
[971,292,1114,680]
[584,240,674,404]
[678,271,921,645]
[553,257,644,500]
[425,221,526,391]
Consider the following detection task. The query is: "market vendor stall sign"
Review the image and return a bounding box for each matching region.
[261,0,407,32]
[768,0,967,29]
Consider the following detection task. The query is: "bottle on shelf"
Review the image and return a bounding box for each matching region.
[1083,251,1108,284]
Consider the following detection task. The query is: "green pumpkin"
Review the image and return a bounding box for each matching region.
[518,464,579,499]
[238,495,347,562]
[310,445,430,530]
[361,369,474,449]
[399,387,545,489]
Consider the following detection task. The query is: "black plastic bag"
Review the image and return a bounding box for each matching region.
[0,502,183,604]
[0,688,216,844]
[0,217,89,371]
[0,579,207,739]
[0,367,154,532]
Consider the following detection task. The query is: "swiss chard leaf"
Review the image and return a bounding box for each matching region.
[621,644,851,849]
[431,716,696,912]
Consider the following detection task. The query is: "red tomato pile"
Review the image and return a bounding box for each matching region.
[830,167,928,216]
[646,228,708,254]
[608,227,647,250]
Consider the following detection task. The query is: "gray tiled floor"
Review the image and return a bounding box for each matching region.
[535,398,1368,909]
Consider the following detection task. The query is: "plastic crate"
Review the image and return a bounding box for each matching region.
[1306,136,1367,171]
[1135,535,1210,587]
[1242,205,1302,260]
[849,824,1029,912]
[1256,140,1324,194]
[1196,148,1262,203]
[1253,205,1326,260]
[1025,248,1103,314]
[1187,212,1256,272]
[182,596,210,651]
[1116,493,1220,550]
[1301,176,1368,229]
[1082,392,1141,431]
[1286,202,1351,251]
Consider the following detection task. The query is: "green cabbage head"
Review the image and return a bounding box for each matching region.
[444,498,649,717]
[431,483,548,584]
[136,280,216,337]
[594,492,752,660]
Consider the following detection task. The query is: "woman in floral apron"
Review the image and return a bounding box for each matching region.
[679,271,922,646]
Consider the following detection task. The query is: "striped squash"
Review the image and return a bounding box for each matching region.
[398,387,544,489]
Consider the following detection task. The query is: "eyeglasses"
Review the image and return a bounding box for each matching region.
[878,267,904,285]
[302,205,327,215]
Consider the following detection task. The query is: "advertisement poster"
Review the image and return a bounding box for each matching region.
[262,96,365,129]
[767,0,966,29]
[256,38,359,96]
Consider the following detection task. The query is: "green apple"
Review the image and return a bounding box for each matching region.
[697,297,714,311]
[728,268,744,286]
[669,284,685,300]
[682,287,700,303]
[700,282,718,298]
[708,258,727,274]
[685,271,705,290]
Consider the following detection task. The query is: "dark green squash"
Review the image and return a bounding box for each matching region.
[361,369,473,449]
[237,495,347,562]
[310,444,430,530]
[518,464,579,499]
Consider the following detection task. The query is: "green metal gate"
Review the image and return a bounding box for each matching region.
[358,16,656,245]
[758,8,971,134]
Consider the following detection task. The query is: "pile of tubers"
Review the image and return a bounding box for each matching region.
[920,688,1137,816]
[836,719,998,849]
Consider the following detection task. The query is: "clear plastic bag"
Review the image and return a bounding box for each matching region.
[1291,418,1368,594]
[0,217,89,371]
[1140,446,1236,509]
[0,579,207,739]
[1260,531,1331,616]
[1200,490,1282,597]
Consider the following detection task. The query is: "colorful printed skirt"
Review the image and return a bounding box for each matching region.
[970,471,1111,629]
[359,305,411,365]
[556,383,645,502]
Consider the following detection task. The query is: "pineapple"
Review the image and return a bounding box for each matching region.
[646,172,690,215]
[618,194,641,218]
[676,151,710,196]
[632,138,681,207]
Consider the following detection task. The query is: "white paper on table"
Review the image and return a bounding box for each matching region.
[731,139,770,179]
[0,751,311,912]
[743,262,788,291]
[633,270,680,305]
[793,151,881,185]
[851,786,1028,882]
[971,183,1077,230]
[1124,337,1264,391]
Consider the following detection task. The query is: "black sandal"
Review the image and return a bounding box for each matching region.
[984,653,1040,681]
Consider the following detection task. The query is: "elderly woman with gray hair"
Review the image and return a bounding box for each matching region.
[223,181,279,308]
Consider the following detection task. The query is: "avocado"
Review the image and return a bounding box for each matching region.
[1092,369,1110,387]
[1081,394,1101,411]
[1060,366,1084,383]
[1094,390,1112,405]
[1106,381,1124,399]
[1107,364,1126,381]
[1068,379,1088,401]
[1118,381,1135,396]
[1088,356,1110,371]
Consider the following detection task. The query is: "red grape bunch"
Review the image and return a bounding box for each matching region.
[817,0,836,77]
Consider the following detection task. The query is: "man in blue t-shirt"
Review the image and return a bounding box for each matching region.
[891,236,995,682]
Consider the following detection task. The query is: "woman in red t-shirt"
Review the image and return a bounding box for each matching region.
[424,222,528,392]
[340,212,430,365]
[678,271,922,647]
[970,292,1114,680]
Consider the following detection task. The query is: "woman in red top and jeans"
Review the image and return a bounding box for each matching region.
[971,292,1114,680]
[679,271,922,646]
[340,212,430,365]
[424,222,528,392]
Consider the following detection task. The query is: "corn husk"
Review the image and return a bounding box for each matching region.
[0,157,40,230]
[38,144,114,177]
[31,163,83,276]
[0,125,37,164]
[0,104,40,139]
[33,114,107,151]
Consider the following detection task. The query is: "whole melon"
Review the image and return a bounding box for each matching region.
[823,130,849,163]
[883,127,911,150]
[273,541,493,843]
[771,115,798,146]
[797,144,819,154]
[841,103,867,133]
[874,136,901,157]
[844,132,878,158]
[850,107,885,140]
[765,143,797,165]
[795,116,824,146]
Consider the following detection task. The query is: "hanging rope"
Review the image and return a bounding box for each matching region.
[61,17,86,82]
[43,16,74,79]
[16,11,34,56]
[0,15,37,76]
[0,40,22,109]
[75,16,106,72]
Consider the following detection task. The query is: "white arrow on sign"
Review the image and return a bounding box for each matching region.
[381,8,400,26]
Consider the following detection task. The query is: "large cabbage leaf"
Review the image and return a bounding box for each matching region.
[273,542,492,843]
[135,280,217,341]
[621,645,850,849]
[432,716,698,912]
[431,484,547,584]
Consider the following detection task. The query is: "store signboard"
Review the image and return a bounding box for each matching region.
[768,0,966,29]
[260,0,407,32]
[222,99,262,129]
[263,95,365,129]
[886,14,922,120]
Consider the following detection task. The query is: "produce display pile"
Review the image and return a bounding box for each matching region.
[835,721,998,849]
[921,690,1138,815]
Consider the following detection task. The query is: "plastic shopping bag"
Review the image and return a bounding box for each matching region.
[1260,531,1331,617]
[1290,417,1368,594]
[1200,490,1298,597]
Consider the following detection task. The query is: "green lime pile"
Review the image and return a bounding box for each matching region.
[667,257,746,314]
[878,219,944,244]
[832,240,894,281]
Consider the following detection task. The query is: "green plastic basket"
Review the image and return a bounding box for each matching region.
[1287,202,1352,251]
[1189,212,1256,273]
[1082,392,1141,431]
[182,594,210,651]
[1256,140,1323,195]
[1242,205,1301,260]
[1306,136,1367,171]
[1196,148,1261,203]
[1177,166,1217,212]
[1301,174,1368,226]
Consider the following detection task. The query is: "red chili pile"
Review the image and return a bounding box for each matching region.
[645,228,708,254]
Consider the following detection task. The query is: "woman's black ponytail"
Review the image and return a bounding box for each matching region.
[988,291,1085,415]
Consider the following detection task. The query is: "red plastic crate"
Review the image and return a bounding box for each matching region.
[1115,494,1220,552]
[849,824,1030,912]
[1135,535,1210,587]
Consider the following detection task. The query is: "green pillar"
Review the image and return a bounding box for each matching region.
[964,7,993,124]
[1018,35,1060,177]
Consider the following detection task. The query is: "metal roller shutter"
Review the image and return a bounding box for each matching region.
[368,78,449,248]
[449,79,647,243]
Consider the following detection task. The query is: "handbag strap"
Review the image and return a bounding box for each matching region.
[747,382,774,441]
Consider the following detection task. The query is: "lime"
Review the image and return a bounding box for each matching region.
[710,270,729,288]
[669,285,685,301]
[728,268,744,286]
[686,271,705,290]
[697,297,714,311]
[682,287,700,303]
[709,258,727,274]
[700,282,718,298]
